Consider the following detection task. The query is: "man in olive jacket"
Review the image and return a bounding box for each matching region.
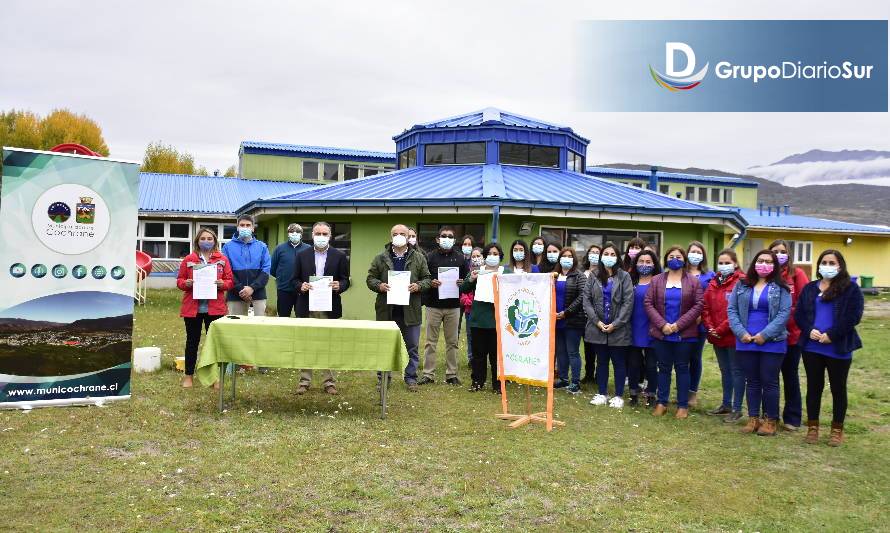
[366,224,433,391]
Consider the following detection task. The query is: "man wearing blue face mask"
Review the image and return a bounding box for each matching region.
[419,226,469,386]
[223,214,272,318]
[271,223,310,317]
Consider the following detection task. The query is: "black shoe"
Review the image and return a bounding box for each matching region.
[468,382,482,392]
[708,405,732,416]
[723,411,743,423]
[629,395,639,407]
[417,376,435,385]
[581,375,594,384]
[493,387,502,395]
[446,377,462,386]
[554,379,570,389]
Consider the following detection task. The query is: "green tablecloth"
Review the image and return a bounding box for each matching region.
[195,316,409,386]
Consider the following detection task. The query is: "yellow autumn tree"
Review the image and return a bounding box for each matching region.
[142,141,208,175]
[0,109,42,150]
[39,108,110,155]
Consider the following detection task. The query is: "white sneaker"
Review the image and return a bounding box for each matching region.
[590,394,608,406]
[608,396,624,409]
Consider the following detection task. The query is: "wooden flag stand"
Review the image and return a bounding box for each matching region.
[493,273,564,432]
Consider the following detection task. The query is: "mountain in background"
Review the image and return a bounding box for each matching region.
[596,162,890,227]
[748,149,890,187]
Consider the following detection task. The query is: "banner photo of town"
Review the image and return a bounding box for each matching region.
[0,148,140,407]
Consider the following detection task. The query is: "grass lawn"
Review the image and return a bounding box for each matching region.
[2,289,889,531]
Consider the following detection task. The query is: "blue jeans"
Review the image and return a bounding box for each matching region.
[395,316,421,384]
[689,335,706,393]
[781,345,802,427]
[714,346,745,412]
[556,327,583,384]
[737,350,783,419]
[593,344,628,396]
[627,346,657,395]
[654,339,694,408]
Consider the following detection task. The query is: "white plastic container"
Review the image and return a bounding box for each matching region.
[133,347,161,373]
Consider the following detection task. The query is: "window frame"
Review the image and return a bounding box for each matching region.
[423,142,486,166]
[138,220,193,260]
[498,142,559,169]
[302,161,319,181]
[793,240,813,264]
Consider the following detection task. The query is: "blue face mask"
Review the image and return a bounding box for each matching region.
[512,250,525,261]
[717,264,735,276]
[546,252,559,263]
[462,245,473,256]
[587,253,600,266]
[600,255,617,268]
[819,265,839,279]
[439,237,455,250]
[532,244,545,255]
[636,264,654,276]
[238,227,252,240]
[559,257,573,269]
[199,240,214,251]
[485,255,500,267]
[667,258,685,271]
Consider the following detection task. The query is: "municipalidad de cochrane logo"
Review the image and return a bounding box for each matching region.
[651,41,876,93]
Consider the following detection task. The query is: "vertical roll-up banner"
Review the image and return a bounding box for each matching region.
[495,273,555,387]
[0,148,140,408]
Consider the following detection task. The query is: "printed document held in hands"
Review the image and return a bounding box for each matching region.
[437,267,459,300]
[192,264,217,300]
[474,270,495,303]
[308,275,333,312]
[387,270,411,305]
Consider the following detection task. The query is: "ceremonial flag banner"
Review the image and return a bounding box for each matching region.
[0,148,140,408]
[494,272,563,431]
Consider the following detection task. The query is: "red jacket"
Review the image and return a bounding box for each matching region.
[702,270,744,348]
[177,251,235,317]
[781,265,809,345]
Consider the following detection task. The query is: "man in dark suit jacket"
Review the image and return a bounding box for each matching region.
[293,222,350,395]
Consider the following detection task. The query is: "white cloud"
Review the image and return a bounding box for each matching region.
[750,158,890,187]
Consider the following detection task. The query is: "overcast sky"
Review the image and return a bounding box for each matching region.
[2,1,888,175]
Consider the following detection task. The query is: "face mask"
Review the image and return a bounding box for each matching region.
[462,245,472,256]
[392,235,407,248]
[666,258,684,271]
[717,264,735,276]
[238,228,252,239]
[546,252,559,263]
[755,263,774,277]
[439,237,454,250]
[627,249,640,259]
[288,232,302,243]
[601,255,617,268]
[408,237,417,246]
[313,235,330,248]
[559,257,573,269]
[198,240,214,251]
[819,265,839,279]
[512,250,525,261]
[588,253,600,266]
[532,244,544,255]
[776,253,789,266]
[636,264,654,276]
[687,252,704,265]
[485,255,500,267]
[471,257,484,267]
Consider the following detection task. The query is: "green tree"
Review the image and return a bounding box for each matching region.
[141,141,203,174]
[0,109,42,150]
[223,164,237,177]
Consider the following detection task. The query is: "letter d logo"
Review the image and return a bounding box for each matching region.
[666,42,695,77]
[649,42,709,92]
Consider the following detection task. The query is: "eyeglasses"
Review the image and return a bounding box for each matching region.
[439,234,454,239]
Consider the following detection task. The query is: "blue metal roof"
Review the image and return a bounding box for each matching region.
[240,141,396,162]
[586,166,759,187]
[139,173,316,215]
[396,107,590,143]
[737,208,890,234]
[250,165,745,227]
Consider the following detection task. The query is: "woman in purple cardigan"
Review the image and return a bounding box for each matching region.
[643,245,705,419]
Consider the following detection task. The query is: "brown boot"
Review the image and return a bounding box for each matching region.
[805,420,820,444]
[653,404,668,417]
[828,422,844,447]
[757,418,778,436]
[741,416,761,434]
[687,391,698,408]
[675,408,689,420]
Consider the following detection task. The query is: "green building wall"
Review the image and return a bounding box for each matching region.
[239,153,394,182]
[260,212,730,320]
[610,179,758,209]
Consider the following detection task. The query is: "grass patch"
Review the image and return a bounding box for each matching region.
[1,289,888,531]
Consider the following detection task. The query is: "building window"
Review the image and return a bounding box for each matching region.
[723,188,734,204]
[541,227,661,258]
[363,168,379,177]
[416,223,485,254]
[424,142,485,165]
[138,221,192,260]
[711,188,721,203]
[633,183,644,188]
[399,147,417,169]
[659,184,670,195]
[793,241,813,264]
[567,151,584,172]
[685,186,695,201]
[344,165,360,180]
[323,163,339,181]
[302,161,318,181]
[295,222,352,259]
[698,187,708,202]
[499,142,559,168]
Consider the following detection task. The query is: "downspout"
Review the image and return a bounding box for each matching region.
[490,204,500,243]
[648,165,658,192]
[729,209,747,249]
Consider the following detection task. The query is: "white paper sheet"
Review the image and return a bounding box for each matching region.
[192,264,217,300]
[474,270,495,303]
[308,275,333,312]
[437,267,460,300]
[387,270,411,305]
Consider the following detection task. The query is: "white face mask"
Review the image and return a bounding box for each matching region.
[471,257,484,267]
[687,251,704,265]
[532,244,545,255]
[485,255,500,267]
[288,232,302,243]
[439,237,455,250]
[392,234,408,248]
[462,245,473,256]
[313,235,329,248]
[408,237,417,246]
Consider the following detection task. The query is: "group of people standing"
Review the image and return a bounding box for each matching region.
[175,218,865,446]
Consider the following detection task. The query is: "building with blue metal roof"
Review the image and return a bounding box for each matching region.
[239,141,396,183]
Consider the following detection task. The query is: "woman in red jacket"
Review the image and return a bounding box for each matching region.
[769,239,809,431]
[177,228,234,387]
[702,249,746,422]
